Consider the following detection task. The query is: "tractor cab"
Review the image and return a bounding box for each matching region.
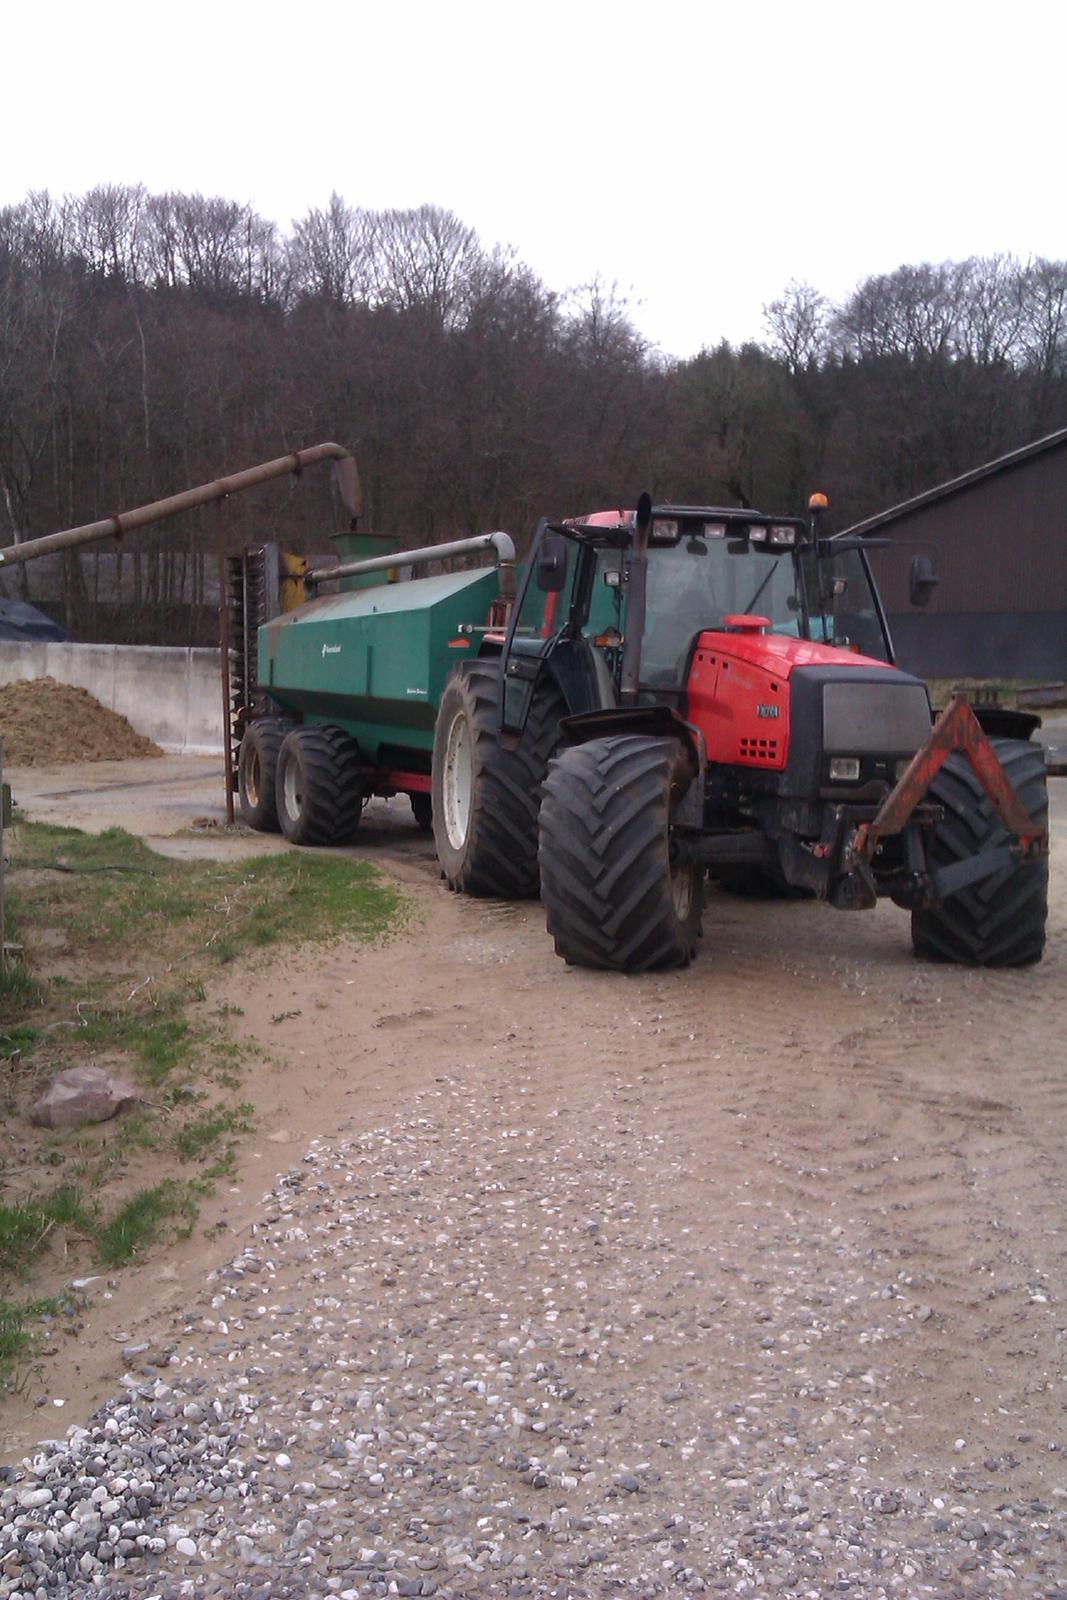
[499,504,894,736]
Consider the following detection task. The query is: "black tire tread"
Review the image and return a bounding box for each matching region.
[434,661,566,898]
[539,734,702,971]
[238,717,289,833]
[276,725,363,847]
[911,738,1048,966]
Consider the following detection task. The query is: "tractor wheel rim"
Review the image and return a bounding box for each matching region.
[670,859,692,920]
[442,711,473,850]
[283,759,303,820]
[246,750,262,807]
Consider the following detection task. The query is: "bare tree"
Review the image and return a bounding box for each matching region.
[288,194,373,306]
[763,280,829,373]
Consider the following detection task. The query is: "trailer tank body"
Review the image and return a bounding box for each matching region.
[258,566,500,766]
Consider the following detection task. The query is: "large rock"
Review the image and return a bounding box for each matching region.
[30,1065,141,1130]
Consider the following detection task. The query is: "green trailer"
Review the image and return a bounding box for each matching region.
[236,528,526,853]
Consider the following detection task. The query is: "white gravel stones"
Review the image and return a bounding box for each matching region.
[2,1064,1064,1598]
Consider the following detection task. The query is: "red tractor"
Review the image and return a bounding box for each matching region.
[430,495,1049,970]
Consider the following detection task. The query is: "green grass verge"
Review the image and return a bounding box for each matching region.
[174,1102,254,1162]
[95,1181,199,1268]
[0,1188,96,1274]
[0,821,402,1072]
[0,820,405,1391]
[6,822,400,978]
[0,1295,73,1381]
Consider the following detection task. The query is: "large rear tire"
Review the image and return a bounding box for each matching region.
[275,725,363,847]
[539,734,703,971]
[238,717,289,832]
[911,738,1048,966]
[432,661,566,897]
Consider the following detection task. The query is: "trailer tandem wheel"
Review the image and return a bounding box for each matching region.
[911,737,1048,966]
[539,734,703,972]
[238,717,290,832]
[275,725,364,848]
[432,661,566,898]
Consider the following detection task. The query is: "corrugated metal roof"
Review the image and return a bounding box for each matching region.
[841,424,1067,537]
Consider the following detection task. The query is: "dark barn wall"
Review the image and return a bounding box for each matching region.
[862,443,1067,679]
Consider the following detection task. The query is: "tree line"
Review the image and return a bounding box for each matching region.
[1,185,1064,641]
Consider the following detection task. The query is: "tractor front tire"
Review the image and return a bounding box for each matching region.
[275,725,363,847]
[432,661,566,898]
[911,737,1048,966]
[539,734,703,972]
[238,717,289,832]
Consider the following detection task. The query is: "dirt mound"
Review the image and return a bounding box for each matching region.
[0,677,162,765]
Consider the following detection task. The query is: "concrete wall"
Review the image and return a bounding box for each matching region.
[0,643,223,754]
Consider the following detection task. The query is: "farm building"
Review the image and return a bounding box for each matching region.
[845,425,1067,681]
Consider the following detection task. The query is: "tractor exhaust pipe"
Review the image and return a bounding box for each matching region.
[0,443,362,567]
[619,492,653,706]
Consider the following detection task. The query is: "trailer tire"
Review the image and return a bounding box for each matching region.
[911,737,1048,966]
[238,717,290,833]
[275,725,363,847]
[432,661,565,897]
[539,734,703,972]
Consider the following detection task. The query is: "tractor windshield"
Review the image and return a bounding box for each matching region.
[639,539,806,684]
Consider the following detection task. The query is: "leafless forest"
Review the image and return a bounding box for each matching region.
[1,186,1065,642]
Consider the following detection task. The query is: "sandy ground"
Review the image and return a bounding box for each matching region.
[1,755,1065,1591]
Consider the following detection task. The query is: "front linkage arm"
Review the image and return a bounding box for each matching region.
[848,694,1049,901]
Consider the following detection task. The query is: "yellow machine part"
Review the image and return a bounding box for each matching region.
[279,552,307,611]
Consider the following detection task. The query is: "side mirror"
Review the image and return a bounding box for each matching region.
[536,531,569,593]
[909,553,939,608]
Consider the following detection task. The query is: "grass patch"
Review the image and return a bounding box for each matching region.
[174,1102,254,1162]
[95,1182,197,1267]
[0,1021,39,1060]
[8,822,401,976]
[79,1001,194,1083]
[0,1188,95,1275]
[0,913,42,1025]
[0,819,404,1390]
[0,1295,71,1383]
[0,1167,210,1286]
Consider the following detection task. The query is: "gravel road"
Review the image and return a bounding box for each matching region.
[2,771,1065,1598]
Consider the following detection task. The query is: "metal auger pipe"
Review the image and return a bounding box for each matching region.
[306,530,517,602]
[0,443,362,567]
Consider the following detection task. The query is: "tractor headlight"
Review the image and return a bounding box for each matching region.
[829,757,861,781]
[747,525,769,543]
[769,525,798,546]
[651,518,679,542]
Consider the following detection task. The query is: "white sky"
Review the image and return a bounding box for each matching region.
[4,0,1065,358]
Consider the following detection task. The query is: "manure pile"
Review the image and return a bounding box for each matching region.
[0,677,162,765]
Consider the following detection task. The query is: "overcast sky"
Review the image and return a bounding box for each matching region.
[4,0,1065,358]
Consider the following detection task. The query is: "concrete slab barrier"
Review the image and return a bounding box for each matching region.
[0,643,224,754]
